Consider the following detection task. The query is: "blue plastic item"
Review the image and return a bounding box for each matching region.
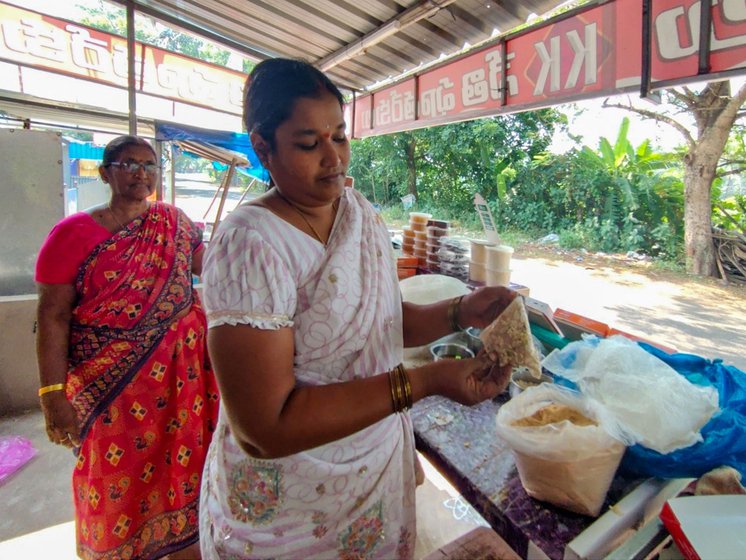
[621,343,746,479]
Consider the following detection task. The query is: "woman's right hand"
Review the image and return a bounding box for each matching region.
[40,393,81,449]
[419,355,511,406]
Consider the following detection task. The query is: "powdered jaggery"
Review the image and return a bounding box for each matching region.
[512,403,597,428]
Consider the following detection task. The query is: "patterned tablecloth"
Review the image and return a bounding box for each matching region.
[411,394,640,560]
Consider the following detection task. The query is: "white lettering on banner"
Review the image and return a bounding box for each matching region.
[229,79,244,107]
[566,23,597,88]
[462,67,489,105]
[2,18,66,62]
[461,50,518,106]
[184,69,219,102]
[0,9,245,111]
[656,0,746,60]
[111,44,132,79]
[360,108,372,129]
[487,50,518,98]
[534,22,598,95]
[420,77,456,117]
[375,89,414,126]
[534,36,561,94]
[68,26,111,73]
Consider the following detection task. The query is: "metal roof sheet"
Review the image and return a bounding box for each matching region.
[123,0,573,93]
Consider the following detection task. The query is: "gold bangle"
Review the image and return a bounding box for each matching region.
[38,383,65,397]
[397,364,412,409]
[388,368,400,413]
[447,295,465,332]
[394,368,404,412]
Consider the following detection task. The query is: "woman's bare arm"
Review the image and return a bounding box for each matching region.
[208,324,500,459]
[36,283,81,446]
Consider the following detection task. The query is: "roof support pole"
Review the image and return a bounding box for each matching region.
[698,0,712,75]
[126,0,137,134]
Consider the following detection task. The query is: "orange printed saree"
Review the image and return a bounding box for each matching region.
[66,203,218,560]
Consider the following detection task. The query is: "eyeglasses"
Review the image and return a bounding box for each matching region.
[106,162,161,174]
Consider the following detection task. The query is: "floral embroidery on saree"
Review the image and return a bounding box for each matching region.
[228,460,283,525]
[338,500,385,560]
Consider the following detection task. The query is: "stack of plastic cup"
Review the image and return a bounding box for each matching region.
[468,239,495,283]
[437,237,469,281]
[484,244,514,286]
[401,225,415,255]
[408,212,431,268]
[425,219,449,272]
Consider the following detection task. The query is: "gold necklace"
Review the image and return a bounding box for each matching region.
[275,190,338,247]
[107,202,126,230]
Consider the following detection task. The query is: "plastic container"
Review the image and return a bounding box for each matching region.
[425,240,441,252]
[414,230,428,241]
[397,268,417,280]
[397,255,418,268]
[427,219,450,229]
[402,226,415,239]
[414,239,427,251]
[485,245,514,271]
[409,212,432,225]
[414,247,427,258]
[470,239,496,264]
[485,268,511,287]
[426,225,449,238]
[439,237,470,254]
[469,261,486,282]
[426,258,440,272]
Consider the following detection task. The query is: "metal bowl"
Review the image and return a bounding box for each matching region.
[430,342,475,361]
[464,326,483,353]
[509,367,553,398]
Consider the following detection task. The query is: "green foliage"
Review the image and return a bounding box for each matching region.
[713,195,746,231]
[78,3,236,66]
[498,118,685,259]
[349,109,564,216]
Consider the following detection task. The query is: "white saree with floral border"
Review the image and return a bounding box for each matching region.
[199,187,417,559]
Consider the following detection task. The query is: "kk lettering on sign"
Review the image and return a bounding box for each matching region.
[655,0,746,60]
[533,22,598,95]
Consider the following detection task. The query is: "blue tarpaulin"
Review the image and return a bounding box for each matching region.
[68,141,104,160]
[155,121,266,181]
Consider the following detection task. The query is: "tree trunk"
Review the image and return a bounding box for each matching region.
[683,149,718,276]
[405,137,417,200]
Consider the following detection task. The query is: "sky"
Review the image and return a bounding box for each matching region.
[548,96,687,154]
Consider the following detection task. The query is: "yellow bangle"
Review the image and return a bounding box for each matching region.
[38,383,65,397]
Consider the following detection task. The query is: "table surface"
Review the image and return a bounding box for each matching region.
[411,394,640,560]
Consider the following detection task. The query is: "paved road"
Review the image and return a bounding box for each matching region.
[510,255,746,372]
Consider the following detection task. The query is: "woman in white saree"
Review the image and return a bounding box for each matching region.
[199,58,516,560]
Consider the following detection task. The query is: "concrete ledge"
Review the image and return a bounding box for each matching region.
[0,295,40,415]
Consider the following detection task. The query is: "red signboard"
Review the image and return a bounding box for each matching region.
[0,2,247,115]
[350,0,746,138]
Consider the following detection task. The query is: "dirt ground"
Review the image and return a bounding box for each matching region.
[509,242,746,372]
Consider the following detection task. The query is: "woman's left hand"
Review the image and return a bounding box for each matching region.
[458,286,518,329]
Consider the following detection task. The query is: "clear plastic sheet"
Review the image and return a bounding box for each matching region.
[542,335,719,454]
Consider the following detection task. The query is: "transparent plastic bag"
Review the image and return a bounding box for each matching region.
[496,384,625,516]
[542,335,719,454]
[0,436,36,485]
